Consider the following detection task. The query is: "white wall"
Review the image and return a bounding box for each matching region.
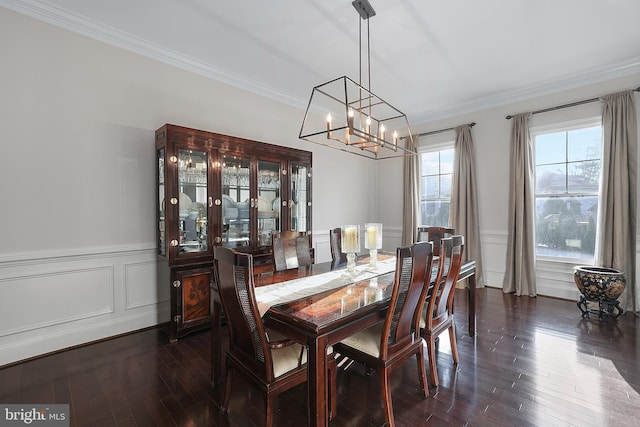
[378,74,640,300]
[0,7,375,366]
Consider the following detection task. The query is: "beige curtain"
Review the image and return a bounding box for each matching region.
[597,91,637,314]
[451,124,485,287]
[503,113,537,296]
[402,136,419,246]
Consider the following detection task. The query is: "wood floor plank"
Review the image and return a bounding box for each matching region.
[1,288,638,426]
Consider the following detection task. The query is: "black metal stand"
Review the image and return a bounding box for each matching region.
[577,295,624,320]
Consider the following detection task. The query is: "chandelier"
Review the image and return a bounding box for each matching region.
[299,0,416,160]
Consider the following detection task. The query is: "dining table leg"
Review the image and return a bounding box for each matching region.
[468,269,476,336]
[307,334,329,427]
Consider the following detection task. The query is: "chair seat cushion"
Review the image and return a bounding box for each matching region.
[337,322,384,358]
[267,329,333,378]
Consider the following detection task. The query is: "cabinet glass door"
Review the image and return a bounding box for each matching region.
[177,149,208,254]
[222,155,250,247]
[290,163,310,232]
[158,148,166,256]
[257,160,281,246]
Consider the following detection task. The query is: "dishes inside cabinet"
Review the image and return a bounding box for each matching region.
[224,207,239,219]
[222,194,236,210]
[179,193,192,210]
[258,210,276,219]
[257,196,271,212]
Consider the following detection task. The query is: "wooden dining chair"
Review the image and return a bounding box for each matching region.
[329,227,347,268]
[420,235,464,388]
[213,246,336,426]
[271,231,313,271]
[333,241,434,427]
[416,226,455,257]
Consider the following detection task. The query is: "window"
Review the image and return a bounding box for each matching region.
[533,120,602,261]
[419,147,454,226]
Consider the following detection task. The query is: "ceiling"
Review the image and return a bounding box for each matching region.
[4,0,640,124]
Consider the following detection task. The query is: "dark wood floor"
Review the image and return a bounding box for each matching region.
[1,287,639,427]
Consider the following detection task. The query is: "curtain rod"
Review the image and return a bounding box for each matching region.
[505,86,640,120]
[404,122,476,140]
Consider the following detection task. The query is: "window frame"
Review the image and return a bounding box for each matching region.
[531,116,602,264]
[417,139,455,228]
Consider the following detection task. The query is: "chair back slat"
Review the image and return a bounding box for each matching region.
[329,228,348,268]
[214,247,273,378]
[382,241,434,358]
[437,235,464,316]
[272,231,313,271]
[425,236,464,328]
[416,226,455,256]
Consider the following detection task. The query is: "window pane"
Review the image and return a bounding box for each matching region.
[535,195,597,259]
[567,127,601,162]
[440,174,452,198]
[419,147,453,228]
[422,176,439,198]
[534,123,601,262]
[536,164,567,194]
[420,200,450,227]
[421,152,439,175]
[535,132,566,165]
[440,149,455,174]
[568,160,600,192]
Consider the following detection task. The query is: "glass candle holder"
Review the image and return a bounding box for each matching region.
[364,223,382,267]
[341,225,360,273]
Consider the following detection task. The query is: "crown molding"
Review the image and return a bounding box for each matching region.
[3,0,639,125]
[410,57,640,125]
[0,0,307,110]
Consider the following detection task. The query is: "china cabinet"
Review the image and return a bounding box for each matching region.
[156,124,312,341]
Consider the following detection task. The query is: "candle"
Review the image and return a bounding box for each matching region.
[367,226,377,248]
[365,116,371,136]
[379,124,385,146]
[348,108,354,130]
[365,223,382,249]
[342,225,359,253]
[326,113,332,139]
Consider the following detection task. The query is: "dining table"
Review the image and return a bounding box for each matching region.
[210,253,477,427]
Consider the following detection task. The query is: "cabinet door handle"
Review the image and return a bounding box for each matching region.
[208,197,213,207]
[173,280,181,288]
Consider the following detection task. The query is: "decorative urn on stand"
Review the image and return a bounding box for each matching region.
[573,266,626,319]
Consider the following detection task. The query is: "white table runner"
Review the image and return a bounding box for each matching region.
[255,257,397,317]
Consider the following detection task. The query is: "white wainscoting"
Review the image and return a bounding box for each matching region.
[473,229,581,297]
[2,233,635,366]
[0,246,167,367]
[479,230,640,303]
[313,231,332,264]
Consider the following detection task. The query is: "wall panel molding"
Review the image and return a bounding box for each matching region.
[124,260,165,310]
[0,246,161,367]
[0,266,114,337]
